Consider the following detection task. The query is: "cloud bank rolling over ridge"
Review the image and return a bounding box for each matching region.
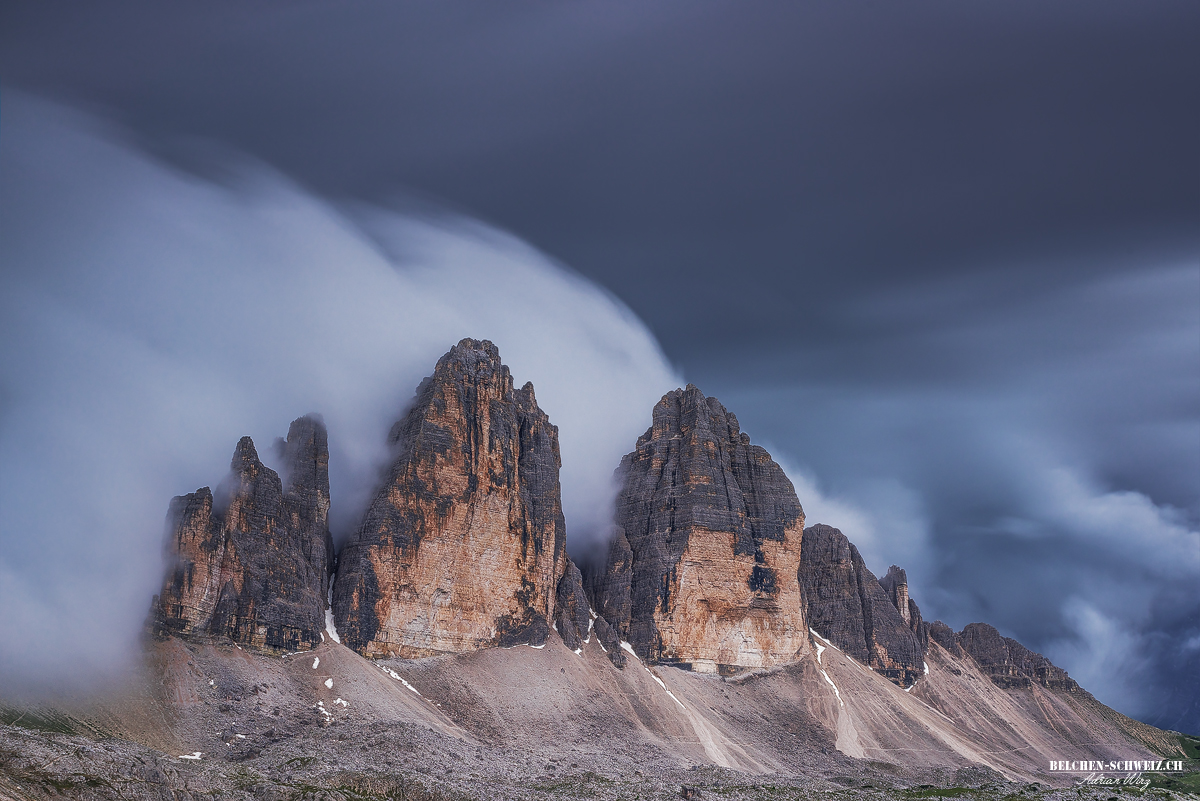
[0,93,681,691]
[0,89,1196,736]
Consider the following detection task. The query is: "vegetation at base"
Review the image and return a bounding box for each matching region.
[1177,732,1200,761]
[1142,768,1200,794]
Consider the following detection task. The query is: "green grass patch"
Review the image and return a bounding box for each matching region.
[1143,768,1200,794]
[1177,733,1200,761]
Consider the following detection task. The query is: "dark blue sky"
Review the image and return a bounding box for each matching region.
[2,1,1197,732]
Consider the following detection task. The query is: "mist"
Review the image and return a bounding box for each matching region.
[0,92,679,692]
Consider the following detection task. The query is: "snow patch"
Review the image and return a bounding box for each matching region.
[573,648,583,656]
[819,669,844,708]
[235,734,246,739]
[904,684,915,693]
[644,666,686,710]
[324,678,334,689]
[924,661,929,675]
[382,666,422,695]
[179,752,202,761]
[620,641,640,661]
[528,643,546,649]
[814,641,826,664]
[325,578,342,643]
[312,657,320,669]
[334,697,349,707]
[810,628,837,650]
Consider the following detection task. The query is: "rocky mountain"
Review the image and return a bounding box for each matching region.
[798,524,926,687]
[585,385,809,673]
[151,415,333,652]
[3,349,1187,800]
[879,564,930,651]
[333,339,589,658]
[955,622,1080,691]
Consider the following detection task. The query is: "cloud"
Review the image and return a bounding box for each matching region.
[0,92,679,692]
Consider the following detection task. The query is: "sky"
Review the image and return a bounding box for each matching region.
[1,2,1197,732]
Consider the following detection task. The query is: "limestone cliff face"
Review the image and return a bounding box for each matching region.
[585,385,809,672]
[878,565,930,652]
[152,416,333,651]
[799,524,924,686]
[333,339,575,658]
[956,622,1079,691]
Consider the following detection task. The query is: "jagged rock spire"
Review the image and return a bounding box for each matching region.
[333,339,587,658]
[585,384,809,672]
[152,415,333,651]
[799,524,925,686]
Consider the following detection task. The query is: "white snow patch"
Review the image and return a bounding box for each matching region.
[620,641,640,661]
[325,578,341,643]
[573,648,583,656]
[334,697,349,707]
[235,734,246,739]
[179,752,202,760]
[645,666,686,709]
[320,632,325,642]
[552,621,558,632]
[312,657,320,669]
[208,680,214,686]
[528,643,546,649]
[596,639,606,652]
[324,678,333,689]
[589,608,597,620]
[809,628,838,650]
[814,641,826,664]
[819,669,844,708]
[904,684,915,693]
[924,661,929,675]
[382,666,422,695]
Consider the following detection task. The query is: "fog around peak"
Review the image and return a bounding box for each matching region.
[0,93,678,692]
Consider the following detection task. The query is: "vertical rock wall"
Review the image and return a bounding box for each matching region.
[879,564,930,652]
[333,339,585,658]
[152,416,333,651]
[586,385,809,672]
[799,524,925,686]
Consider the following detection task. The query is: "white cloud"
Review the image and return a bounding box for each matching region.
[0,92,679,689]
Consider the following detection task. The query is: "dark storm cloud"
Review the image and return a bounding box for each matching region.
[2,1,1197,730]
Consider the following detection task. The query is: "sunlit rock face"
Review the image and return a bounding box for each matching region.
[152,416,333,651]
[586,385,809,673]
[333,339,585,658]
[799,524,924,687]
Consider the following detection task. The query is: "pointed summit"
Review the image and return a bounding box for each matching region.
[586,385,809,672]
[333,339,587,657]
[152,415,333,651]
